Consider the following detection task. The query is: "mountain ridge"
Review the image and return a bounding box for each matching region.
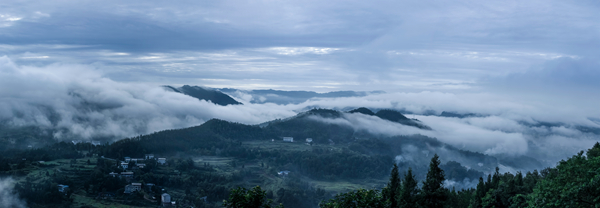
[164,85,242,106]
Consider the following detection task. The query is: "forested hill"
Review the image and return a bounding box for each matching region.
[97,118,277,159]
[100,108,497,172]
[263,108,354,144]
[97,108,498,176]
[347,107,431,130]
[164,85,242,106]
[348,107,375,115]
[1,108,555,208]
[374,109,432,130]
[320,142,600,208]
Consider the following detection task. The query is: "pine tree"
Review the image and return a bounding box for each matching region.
[491,167,500,189]
[383,163,401,208]
[399,167,419,208]
[421,154,447,208]
[469,177,485,208]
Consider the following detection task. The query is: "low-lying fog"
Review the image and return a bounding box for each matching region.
[1,56,599,174]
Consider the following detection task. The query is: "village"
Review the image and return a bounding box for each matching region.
[48,136,321,207]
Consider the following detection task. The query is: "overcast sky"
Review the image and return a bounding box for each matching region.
[1,0,598,93]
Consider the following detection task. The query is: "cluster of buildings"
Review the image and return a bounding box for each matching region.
[121,183,175,207]
[281,137,313,145]
[108,171,135,180]
[118,154,168,170]
[123,182,142,194]
[111,155,169,193]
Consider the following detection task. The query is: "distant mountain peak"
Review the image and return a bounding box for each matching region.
[375,109,432,130]
[305,108,342,118]
[439,111,478,118]
[349,107,375,116]
[375,109,409,121]
[163,85,242,106]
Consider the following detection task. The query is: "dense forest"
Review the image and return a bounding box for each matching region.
[224,143,600,208]
[316,142,600,208]
[3,137,599,207]
[0,108,598,207]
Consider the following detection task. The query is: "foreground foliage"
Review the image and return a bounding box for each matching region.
[316,142,600,208]
[223,186,283,208]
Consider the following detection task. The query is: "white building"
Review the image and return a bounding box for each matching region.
[131,158,144,163]
[124,184,141,194]
[131,183,142,191]
[145,154,154,159]
[121,162,129,169]
[162,193,171,205]
[283,137,293,142]
[121,172,134,178]
[58,185,69,193]
[158,158,167,165]
[306,138,313,143]
[146,183,155,191]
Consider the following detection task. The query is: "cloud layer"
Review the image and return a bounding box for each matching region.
[1,56,599,168]
[0,0,598,91]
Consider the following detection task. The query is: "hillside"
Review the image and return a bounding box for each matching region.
[374,109,432,130]
[0,108,552,208]
[164,85,242,106]
[348,107,375,116]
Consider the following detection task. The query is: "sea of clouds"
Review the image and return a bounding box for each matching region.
[1,56,599,168]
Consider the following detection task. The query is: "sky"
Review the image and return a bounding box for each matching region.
[0,0,599,164]
[1,0,598,92]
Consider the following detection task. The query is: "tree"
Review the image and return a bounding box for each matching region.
[421,154,447,208]
[319,189,385,208]
[586,142,600,158]
[223,186,282,208]
[469,177,485,208]
[399,167,419,208]
[383,163,401,208]
[526,150,600,207]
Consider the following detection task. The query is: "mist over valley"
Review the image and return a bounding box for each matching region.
[1,0,599,207]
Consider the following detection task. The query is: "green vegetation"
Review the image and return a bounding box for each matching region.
[317,142,600,208]
[223,186,283,208]
[2,108,598,208]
